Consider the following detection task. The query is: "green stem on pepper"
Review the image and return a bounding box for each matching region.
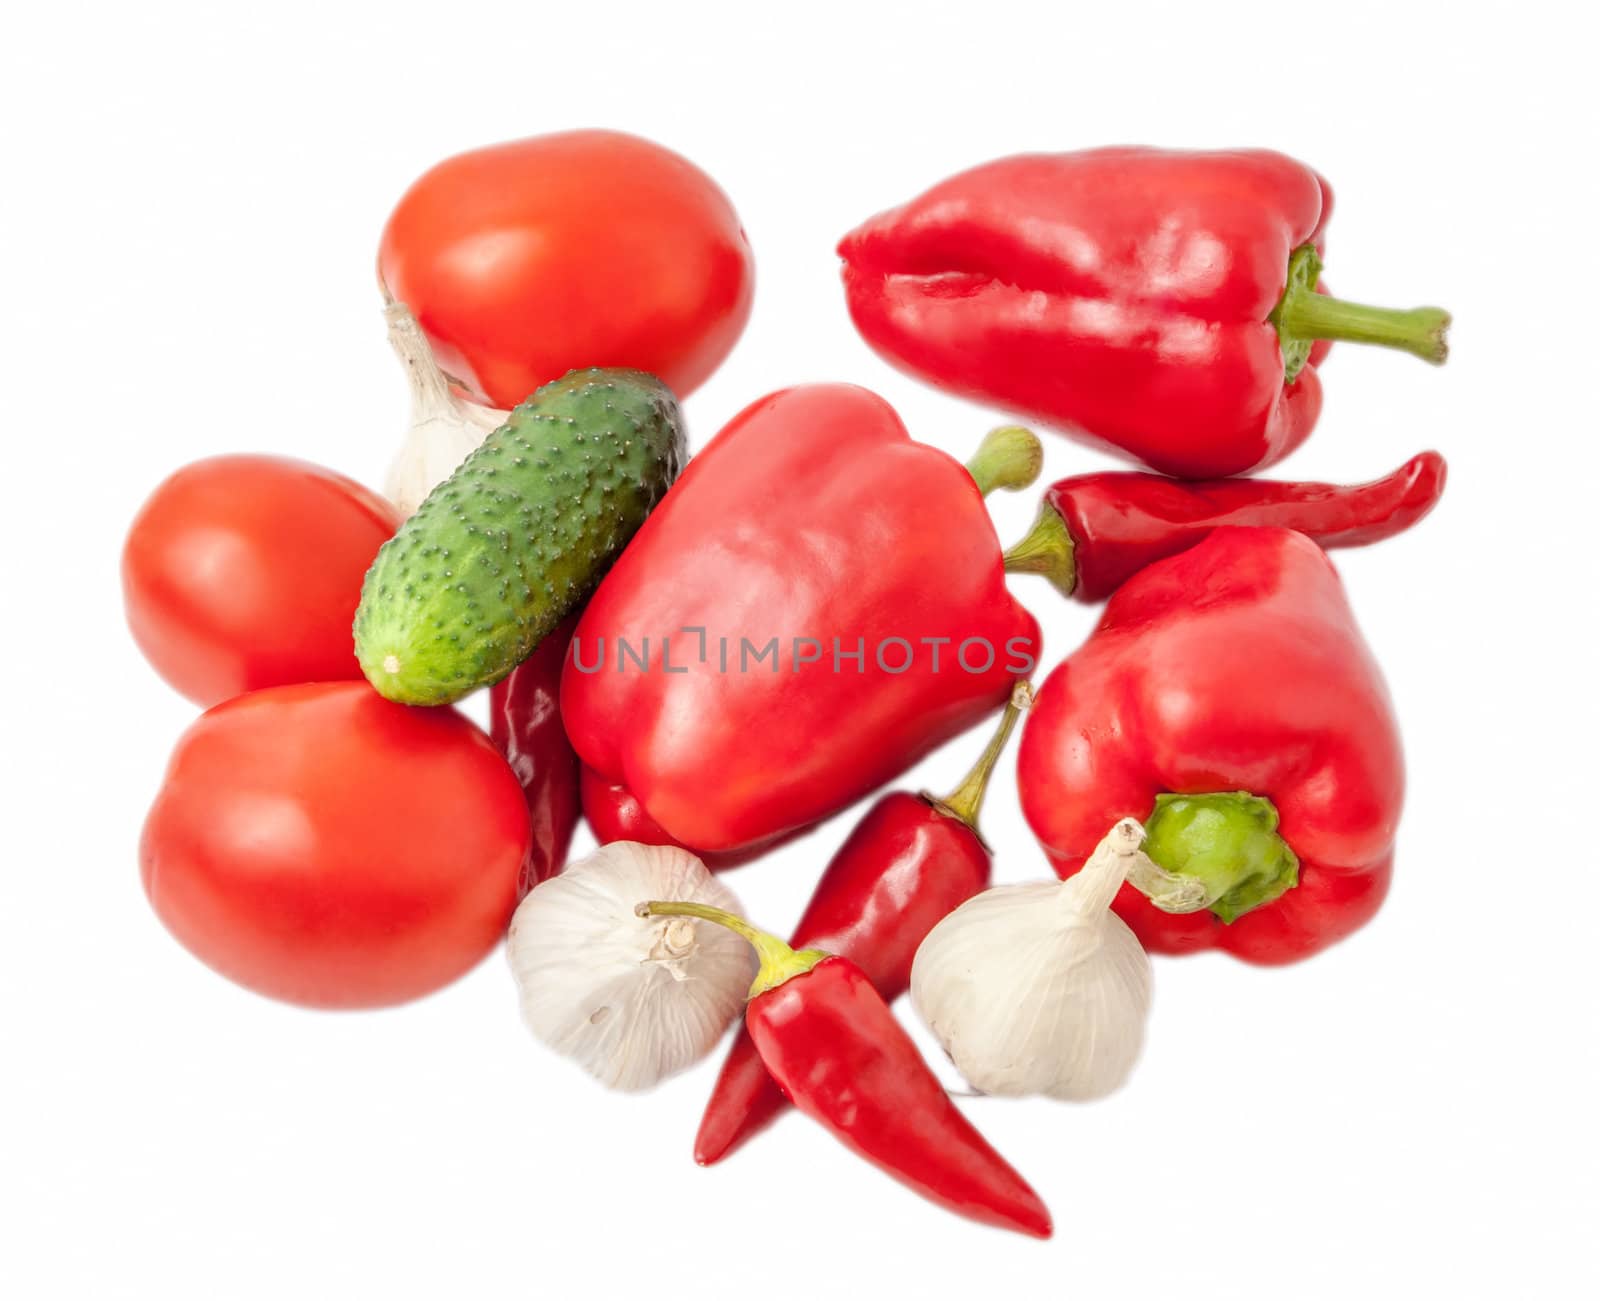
[966,425,1044,497]
[1001,504,1077,597]
[1273,245,1451,382]
[1138,791,1300,924]
[926,680,1033,836]
[636,901,828,997]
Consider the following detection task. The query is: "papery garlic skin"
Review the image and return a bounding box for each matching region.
[507,841,756,1091]
[381,302,508,519]
[910,819,1154,1102]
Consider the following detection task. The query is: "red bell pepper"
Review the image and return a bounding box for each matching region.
[694,685,1025,1165]
[488,619,580,894]
[560,387,1043,852]
[1006,451,1447,603]
[579,764,784,871]
[840,147,1451,478]
[1018,527,1403,964]
[638,901,1052,1238]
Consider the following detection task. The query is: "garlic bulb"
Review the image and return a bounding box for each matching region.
[381,301,508,518]
[910,819,1180,1101]
[507,841,756,1091]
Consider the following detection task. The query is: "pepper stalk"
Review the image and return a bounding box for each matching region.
[924,680,1034,843]
[1272,245,1451,383]
[1136,791,1299,923]
[965,424,1044,497]
[636,900,829,998]
[1057,792,1302,924]
[1001,506,1077,597]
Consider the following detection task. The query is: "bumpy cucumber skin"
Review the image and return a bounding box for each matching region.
[355,369,683,705]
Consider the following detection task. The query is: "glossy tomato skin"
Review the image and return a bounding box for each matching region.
[123,455,399,707]
[140,682,530,1009]
[379,129,754,408]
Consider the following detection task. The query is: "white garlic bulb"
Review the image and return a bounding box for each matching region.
[507,841,756,1091]
[910,819,1164,1101]
[381,301,508,519]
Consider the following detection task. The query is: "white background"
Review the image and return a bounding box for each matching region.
[4,2,1595,1296]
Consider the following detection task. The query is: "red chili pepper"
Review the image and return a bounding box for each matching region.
[638,901,1052,1238]
[1018,527,1403,964]
[560,390,1043,853]
[694,686,1025,1165]
[579,765,783,871]
[839,148,1451,478]
[488,619,580,894]
[1004,451,1447,603]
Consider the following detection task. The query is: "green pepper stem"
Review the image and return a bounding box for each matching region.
[1136,792,1300,924]
[1272,245,1450,381]
[1278,289,1450,362]
[927,680,1034,836]
[966,425,1044,497]
[1002,504,1077,597]
[636,901,828,998]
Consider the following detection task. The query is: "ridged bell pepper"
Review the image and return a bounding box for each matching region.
[840,147,1451,478]
[578,764,786,870]
[560,386,1042,853]
[1018,527,1403,963]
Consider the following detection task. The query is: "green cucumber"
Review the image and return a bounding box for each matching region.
[355,368,683,705]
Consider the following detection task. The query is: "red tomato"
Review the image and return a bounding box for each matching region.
[141,682,530,1008]
[379,129,754,408]
[123,455,398,707]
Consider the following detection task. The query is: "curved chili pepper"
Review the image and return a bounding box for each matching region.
[840,147,1451,478]
[1005,451,1447,603]
[579,764,784,871]
[488,619,580,894]
[694,687,1025,1165]
[1018,527,1403,964]
[639,901,1052,1238]
[561,388,1043,852]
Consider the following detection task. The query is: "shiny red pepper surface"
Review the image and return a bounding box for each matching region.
[579,765,781,871]
[696,792,992,1163]
[488,620,580,894]
[749,957,1050,1237]
[1044,450,1446,602]
[841,148,1449,478]
[561,384,1040,852]
[1019,528,1403,964]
